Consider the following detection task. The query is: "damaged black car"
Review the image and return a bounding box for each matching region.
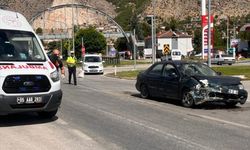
[135,61,248,107]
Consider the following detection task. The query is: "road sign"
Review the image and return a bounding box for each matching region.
[163,44,170,54]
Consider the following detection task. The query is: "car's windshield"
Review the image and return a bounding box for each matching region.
[0,30,45,62]
[84,56,101,62]
[179,63,218,76]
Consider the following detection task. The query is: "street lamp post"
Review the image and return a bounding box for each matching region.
[147,15,155,64]
[227,16,229,51]
[207,0,211,67]
[72,1,75,54]
[152,0,156,64]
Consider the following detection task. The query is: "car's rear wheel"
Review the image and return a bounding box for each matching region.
[182,90,194,108]
[140,84,150,99]
[38,109,58,119]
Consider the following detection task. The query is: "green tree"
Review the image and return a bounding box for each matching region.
[214,27,225,50]
[48,41,60,51]
[193,28,202,54]
[36,27,43,34]
[75,27,107,58]
[238,31,250,41]
[114,37,128,52]
[163,17,180,31]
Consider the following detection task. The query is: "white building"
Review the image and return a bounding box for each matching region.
[144,30,193,58]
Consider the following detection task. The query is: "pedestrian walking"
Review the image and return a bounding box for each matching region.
[66,51,77,85]
[50,49,65,78]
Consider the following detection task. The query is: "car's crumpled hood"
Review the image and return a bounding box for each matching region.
[193,75,240,86]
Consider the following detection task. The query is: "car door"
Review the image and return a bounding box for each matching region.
[162,63,180,99]
[146,63,164,97]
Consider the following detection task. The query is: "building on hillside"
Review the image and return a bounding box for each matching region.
[144,30,193,58]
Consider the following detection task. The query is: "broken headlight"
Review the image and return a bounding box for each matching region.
[195,83,202,89]
[199,79,209,87]
[238,84,244,90]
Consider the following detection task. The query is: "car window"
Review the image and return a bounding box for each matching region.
[84,56,101,62]
[163,64,177,77]
[180,63,217,76]
[148,64,163,76]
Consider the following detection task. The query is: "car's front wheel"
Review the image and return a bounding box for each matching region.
[182,90,195,108]
[140,84,150,99]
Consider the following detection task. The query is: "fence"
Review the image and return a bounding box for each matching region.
[102,56,120,65]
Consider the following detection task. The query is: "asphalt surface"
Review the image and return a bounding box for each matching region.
[1,64,250,150]
[61,75,250,150]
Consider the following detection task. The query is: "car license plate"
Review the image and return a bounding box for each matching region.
[16,96,43,104]
[90,70,98,72]
[228,89,238,95]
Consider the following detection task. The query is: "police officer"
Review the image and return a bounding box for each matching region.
[66,51,77,85]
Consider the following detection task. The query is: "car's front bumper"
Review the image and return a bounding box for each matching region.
[191,87,248,105]
[84,68,103,74]
[0,90,62,115]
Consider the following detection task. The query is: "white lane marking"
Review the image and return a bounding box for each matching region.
[71,129,94,141]
[57,118,69,125]
[74,102,212,150]
[189,114,250,129]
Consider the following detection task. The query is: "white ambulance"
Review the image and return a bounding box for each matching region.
[0,9,62,118]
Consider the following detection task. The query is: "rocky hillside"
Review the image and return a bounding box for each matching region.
[0,0,249,29]
[0,0,116,21]
[144,0,250,20]
[1,0,249,22]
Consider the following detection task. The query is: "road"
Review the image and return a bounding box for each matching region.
[1,75,250,150]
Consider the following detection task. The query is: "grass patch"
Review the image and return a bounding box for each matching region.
[107,70,144,80]
[120,60,151,66]
[104,59,152,67]
[106,65,250,80]
[212,65,250,79]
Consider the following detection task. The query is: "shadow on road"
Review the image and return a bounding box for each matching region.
[0,113,58,127]
[130,92,248,111]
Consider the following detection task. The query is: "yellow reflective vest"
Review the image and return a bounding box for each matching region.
[66,56,77,67]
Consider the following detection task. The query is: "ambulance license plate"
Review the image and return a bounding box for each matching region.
[16,96,43,104]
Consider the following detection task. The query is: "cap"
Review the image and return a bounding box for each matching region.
[70,51,74,54]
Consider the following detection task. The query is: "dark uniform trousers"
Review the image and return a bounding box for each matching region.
[68,66,77,85]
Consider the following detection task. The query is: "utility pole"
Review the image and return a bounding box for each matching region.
[72,2,75,54]
[152,0,156,64]
[133,29,136,69]
[149,15,154,64]
[226,16,229,51]
[207,0,211,67]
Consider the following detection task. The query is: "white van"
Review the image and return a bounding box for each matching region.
[0,9,62,118]
[83,54,104,74]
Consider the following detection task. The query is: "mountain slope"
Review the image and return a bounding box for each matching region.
[144,0,250,20]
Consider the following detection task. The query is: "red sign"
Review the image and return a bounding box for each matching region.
[81,45,85,57]
[202,15,214,54]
